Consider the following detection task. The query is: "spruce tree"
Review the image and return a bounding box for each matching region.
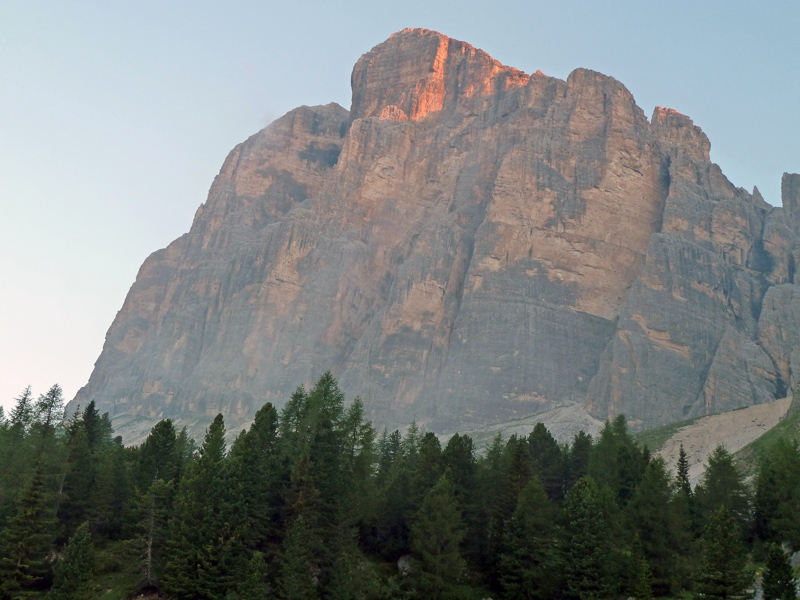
[755,439,800,551]
[528,423,564,501]
[695,445,750,531]
[48,522,94,600]
[410,475,467,600]
[236,552,269,600]
[228,402,283,556]
[0,466,55,599]
[561,476,613,600]
[498,478,560,600]
[277,515,318,600]
[694,506,752,600]
[8,386,34,436]
[163,414,239,599]
[676,444,692,499]
[762,543,797,600]
[629,535,654,600]
[626,458,678,596]
[133,419,179,490]
[566,431,592,493]
[137,478,172,591]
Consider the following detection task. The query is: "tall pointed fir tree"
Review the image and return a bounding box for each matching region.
[48,521,94,600]
[626,457,679,596]
[410,474,467,600]
[695,445,750,532]
[498,478,560,600]
[228,402,283,556]
[162,414,241,599]
[528,423,564,501]
[0,465,55,599]
[277,515,318,600]
[755,438,800,552]
[561,476,614,600]
[762,542,797,600]
[629,535,654,600]
[694,506,752,600]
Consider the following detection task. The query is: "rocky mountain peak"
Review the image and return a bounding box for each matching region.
[73,30,800,444]
[349,27,530,123]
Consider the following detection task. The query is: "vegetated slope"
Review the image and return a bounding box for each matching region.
[72,28,800,444]
[735,393,800,472]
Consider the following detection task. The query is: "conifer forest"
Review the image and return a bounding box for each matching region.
[1,374,798,599]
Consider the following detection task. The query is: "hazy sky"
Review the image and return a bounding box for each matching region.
[1,1,798,413]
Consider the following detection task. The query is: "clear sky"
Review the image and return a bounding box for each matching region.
[1,0,798,413]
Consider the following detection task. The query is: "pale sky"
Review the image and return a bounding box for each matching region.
[1,1,798,413]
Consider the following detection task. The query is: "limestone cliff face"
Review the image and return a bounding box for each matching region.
[74,29,800,440]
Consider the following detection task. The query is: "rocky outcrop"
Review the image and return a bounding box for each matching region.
[73,29,800,441]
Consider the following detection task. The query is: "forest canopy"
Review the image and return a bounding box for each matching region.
[0,375,798,599]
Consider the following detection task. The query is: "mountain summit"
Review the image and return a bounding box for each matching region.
[74,29,800,442]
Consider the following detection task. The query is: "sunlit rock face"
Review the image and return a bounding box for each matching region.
[73,28,800,441]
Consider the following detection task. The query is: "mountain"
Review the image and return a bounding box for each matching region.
[73,28,800,442]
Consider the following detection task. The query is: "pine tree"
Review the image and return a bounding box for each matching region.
[755,438,800,551]
[410,475,467,600]
[669,447,697,591]
[0,466,55,599]
[408,432,443,515]
[48,522,94,600]
[498,478,560,600]
[162,414,239,600]
[676,444,692,499]
[236,552,269,600]
[694,506,752,600]
[8,386,34,437]
[561,476,613,600]
[762,543,797,600]
[277,515,318,600]
[695,445,750,531]
[228,402,283,556]
[33,384,64,438]
[528,423,564,501]
[629,535,654,600]
[566,431,592,493]
[137,478,172,591]
[626,457,678,596]
[133,419,179,490]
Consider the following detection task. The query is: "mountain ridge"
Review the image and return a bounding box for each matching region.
[72,28,800,443]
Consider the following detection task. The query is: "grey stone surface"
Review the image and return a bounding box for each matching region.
[71,29,800,442]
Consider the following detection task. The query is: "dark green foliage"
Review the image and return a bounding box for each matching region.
[0,465,55,599]
[755,438,800,551]
[137,478,172,591]
[48,522,94,600]
[630,536,654,600]
[3,373,799,599]
[762,543,797,600]
[235,551,269,600]
[277,515,318,600]
[410,474,466,600]
[676,444,692,499]
[695,506,752,600]
[133,419,179,489]
[590,415,648,505]
[566,430,592,493]
[561,476,613,600]
[626,458,680,595]
[696,445,751,533]
[498,478,560,600]
[162,414,242,600]
[528,422,564,501]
